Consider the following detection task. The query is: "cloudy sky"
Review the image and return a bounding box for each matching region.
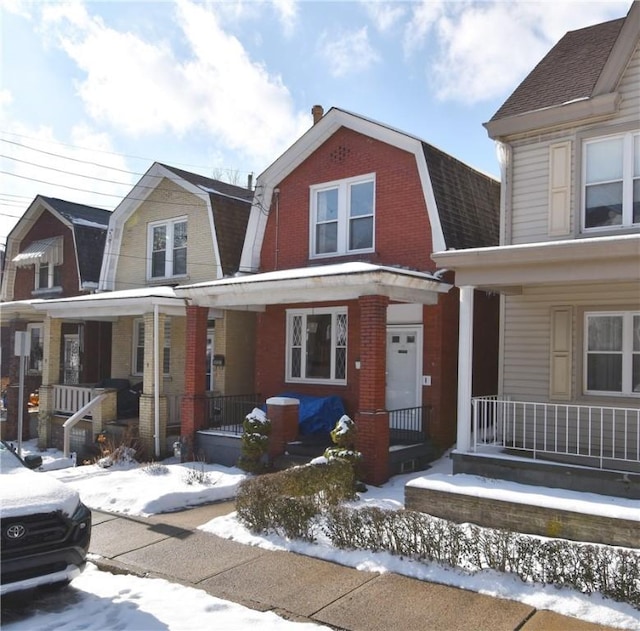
[0,0,631,244]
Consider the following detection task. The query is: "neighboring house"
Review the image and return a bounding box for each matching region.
[0,196,111,440]
[31,163,254,459]
[177,106,501,484]
[432,1,640,498]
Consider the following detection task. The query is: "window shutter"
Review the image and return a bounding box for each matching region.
[548,142,571,236]
[549,306,572,400]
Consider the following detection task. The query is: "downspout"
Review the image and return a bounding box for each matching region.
[154,304,160,458]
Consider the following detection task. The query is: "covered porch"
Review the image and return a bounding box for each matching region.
[177,262,451,484]
[32,287,189,459]
[432,234,640,498]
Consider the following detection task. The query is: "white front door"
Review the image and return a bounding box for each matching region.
[385,327,421,412]
[63,334,80,385]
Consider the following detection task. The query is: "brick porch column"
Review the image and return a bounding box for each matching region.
[267,397,299,462]
[180,305,209,461]
[355,295,390,486]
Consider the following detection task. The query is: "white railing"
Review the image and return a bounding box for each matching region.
[63,393,108,458]
[471,396,640,470]
[54,385,95,415]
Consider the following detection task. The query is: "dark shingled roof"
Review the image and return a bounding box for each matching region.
[41,196,111,227]
[41,196,111,285]
[490,17,625,122]
[159,164,253,276]
[423,143,500,249]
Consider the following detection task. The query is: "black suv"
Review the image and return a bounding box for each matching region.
[0,441,91,596]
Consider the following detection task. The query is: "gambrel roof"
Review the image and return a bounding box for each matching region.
[240,107,500,272]
[99,162,253,289]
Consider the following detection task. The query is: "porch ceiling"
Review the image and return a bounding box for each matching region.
[176,262,452,309]
[432,233,640,293]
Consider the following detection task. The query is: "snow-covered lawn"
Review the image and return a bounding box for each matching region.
[5,440,639,630]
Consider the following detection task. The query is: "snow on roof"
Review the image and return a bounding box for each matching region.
[36,286,181,304]
[181,262,442,290]
[71,217,109,229]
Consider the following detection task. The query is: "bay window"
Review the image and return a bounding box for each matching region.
[287,308,347,383]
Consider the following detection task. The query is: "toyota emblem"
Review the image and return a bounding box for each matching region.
[6,524,26,540]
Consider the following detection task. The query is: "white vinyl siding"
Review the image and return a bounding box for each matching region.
[501,282,640,403]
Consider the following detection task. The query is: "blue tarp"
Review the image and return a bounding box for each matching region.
[276,393,345,435]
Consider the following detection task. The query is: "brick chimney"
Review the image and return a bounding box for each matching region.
[312,104,324,124]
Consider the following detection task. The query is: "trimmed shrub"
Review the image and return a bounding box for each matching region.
[236,459,356,541]
[238,408,271,473]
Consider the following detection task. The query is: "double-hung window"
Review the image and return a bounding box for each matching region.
[583,131,639,230]
[26,323,43,373]
[585,311,640,396]
[148,218,187,279]
[133,318,171,375]
[310,175,375,258]
[286,308,347,383]
[36,262,62,290]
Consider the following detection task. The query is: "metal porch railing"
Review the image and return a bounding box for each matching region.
[471,396,640,469]
[389,405,431,445]
[205,393,264,434]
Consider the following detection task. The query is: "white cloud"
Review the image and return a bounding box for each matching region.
[318,26,380,78]
[36,0,309,168]
[403,0,630,104]
[0,93,134,240]
[363,1,407,33]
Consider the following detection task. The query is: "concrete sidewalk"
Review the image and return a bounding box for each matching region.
[90,504,622,631]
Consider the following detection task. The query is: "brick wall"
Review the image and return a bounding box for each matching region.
[260,127,434,273]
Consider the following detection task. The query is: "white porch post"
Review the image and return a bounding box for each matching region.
[457,286,474,452]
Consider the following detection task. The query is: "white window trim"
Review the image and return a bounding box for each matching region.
[581,131,639,233]
[147,216,188,280]
[309,173,375,259]
[133,318,171,376]
[34,261,61,291]
[583,310,639,397]
[26,323,43,374]
[286,307,348,385]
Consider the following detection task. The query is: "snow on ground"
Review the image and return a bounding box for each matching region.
[7,440,640,630]
[2,563,328,631]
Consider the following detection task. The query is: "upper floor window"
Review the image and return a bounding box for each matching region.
[583,132,639,231]
[286,308,347,384]
[585,311,639,396]
[310,175,375,258]
[36,262,62,291]
[148,218,187,279]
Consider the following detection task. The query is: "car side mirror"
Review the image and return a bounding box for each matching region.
[24,454,43,469]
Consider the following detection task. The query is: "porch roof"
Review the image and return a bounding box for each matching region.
[30,286,187,319]
[176,262,451,309]
[0,299,47,323]
[431,233,640,293]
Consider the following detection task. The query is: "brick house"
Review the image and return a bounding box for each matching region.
[0,196,110,441]
[430,2,640,499]
[30,163,254,458]
[177,107,501,484]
